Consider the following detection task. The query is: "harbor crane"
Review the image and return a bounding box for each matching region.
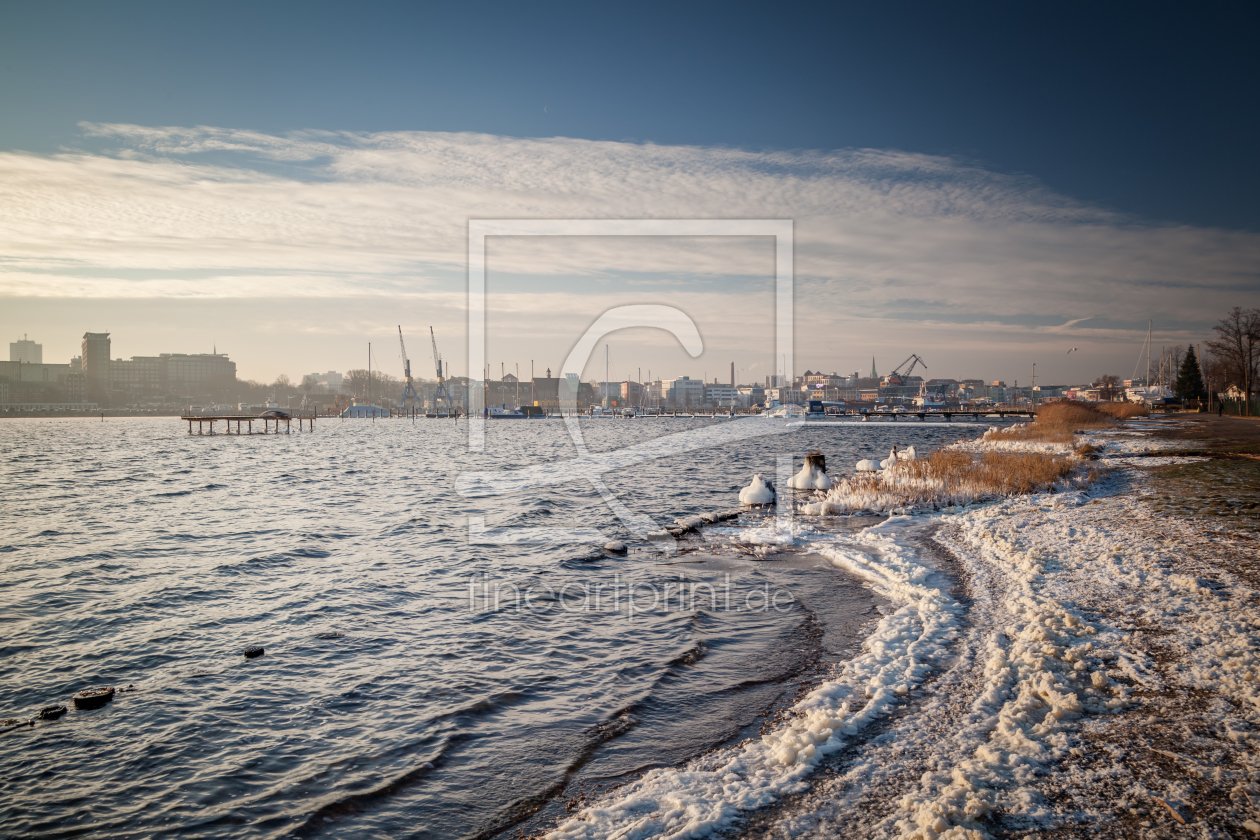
[430,326,452,415]
[881,353,927,387]
[397,326,422,409]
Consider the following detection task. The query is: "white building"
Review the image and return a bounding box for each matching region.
[10,336,41,364]
[663,376,705,408]
[309,371,343,392]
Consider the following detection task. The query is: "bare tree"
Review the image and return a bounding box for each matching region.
[1096,374,1122,401]
[301,374,319,395]
[1205,307,1260,415]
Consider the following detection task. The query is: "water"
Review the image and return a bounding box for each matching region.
[0,416,989,838]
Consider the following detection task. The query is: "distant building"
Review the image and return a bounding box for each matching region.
[531,373,560,408]
[738,385,766,406]
[704,383,740,406]
[105,350,236,400]
[663,376,704,408]
[620,380,643,404]
[82,332,111,399]
[111,356,166,396]
[10,336,41,364]
[596,381,621,404]
[0,359,81,405]
[309,371,343,392]
[163,353,236,395]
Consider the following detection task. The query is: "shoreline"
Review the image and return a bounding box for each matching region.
[531,415,1260,839]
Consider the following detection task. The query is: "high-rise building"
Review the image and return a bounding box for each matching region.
[162,353,236,396]
[82,332,111,399]
[10,336,41,364]
[110,356,166,395]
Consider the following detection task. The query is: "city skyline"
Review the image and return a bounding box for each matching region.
[3,3,1257,387]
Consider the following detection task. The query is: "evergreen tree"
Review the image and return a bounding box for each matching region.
[1175,344,1205,400]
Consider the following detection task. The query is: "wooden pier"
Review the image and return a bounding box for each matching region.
[181,414,316,435]
[845,408,1036,421]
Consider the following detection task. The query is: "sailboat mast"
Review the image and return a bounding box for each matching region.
[1146,320,1152,392]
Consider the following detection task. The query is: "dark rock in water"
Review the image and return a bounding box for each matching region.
[805,451,826,472]
[72,686,115,710]
[243,646,265,659]
[38,705,67,720]
[1,717,33,732]
[604,541,628,554]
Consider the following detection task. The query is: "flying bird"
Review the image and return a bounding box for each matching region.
[1067,347,1079,354]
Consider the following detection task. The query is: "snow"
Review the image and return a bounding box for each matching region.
[738,474,776,505]
[788,463,832,491]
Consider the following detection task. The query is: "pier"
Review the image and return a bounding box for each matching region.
[848,408,1036,421]
[181,414,316,434]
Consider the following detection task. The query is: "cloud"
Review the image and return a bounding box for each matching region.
[2,123,1258,380]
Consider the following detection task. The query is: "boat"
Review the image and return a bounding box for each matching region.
[340,400,388,418]
[764,404,806,418]
[487,406,526,419]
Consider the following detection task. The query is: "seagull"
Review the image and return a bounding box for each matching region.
[1067,347,1079,354]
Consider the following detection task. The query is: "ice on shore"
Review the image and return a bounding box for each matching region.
[548,423,1260,839]
[545,516,964,840]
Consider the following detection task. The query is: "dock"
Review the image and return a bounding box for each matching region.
[847,409,1036,421]
[181,414,316,435]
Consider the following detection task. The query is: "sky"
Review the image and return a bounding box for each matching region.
[2,1,1258,386]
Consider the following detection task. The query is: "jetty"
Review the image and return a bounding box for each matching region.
[181,414,316,434]
[847,408,1036,421]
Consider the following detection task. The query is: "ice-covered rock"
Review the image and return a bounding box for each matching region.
[899,445,917,461]
[855,459,881,472]
[739,474,776,505]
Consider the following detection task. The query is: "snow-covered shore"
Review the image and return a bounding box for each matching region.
[542,422,1260,839]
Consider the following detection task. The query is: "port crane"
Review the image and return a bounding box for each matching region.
[881,354,927,387]
[397,326,422,409]
[430,326,452,415]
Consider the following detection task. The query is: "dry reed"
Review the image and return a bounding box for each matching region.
[984,400,1144,444]
[803,448,1079,515]
[1096,402,1149,419]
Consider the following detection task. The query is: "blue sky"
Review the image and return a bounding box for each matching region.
[1,2,1258,383]
[5,1,1256,229]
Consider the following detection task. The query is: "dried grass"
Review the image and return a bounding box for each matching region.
[1097,402,1150,419]
[803,449,1079,515]
[985,400,1143,444]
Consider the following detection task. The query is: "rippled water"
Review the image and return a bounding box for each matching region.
[0,416,989,838]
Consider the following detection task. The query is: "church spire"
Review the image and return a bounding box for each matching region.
[870,356,877,379]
